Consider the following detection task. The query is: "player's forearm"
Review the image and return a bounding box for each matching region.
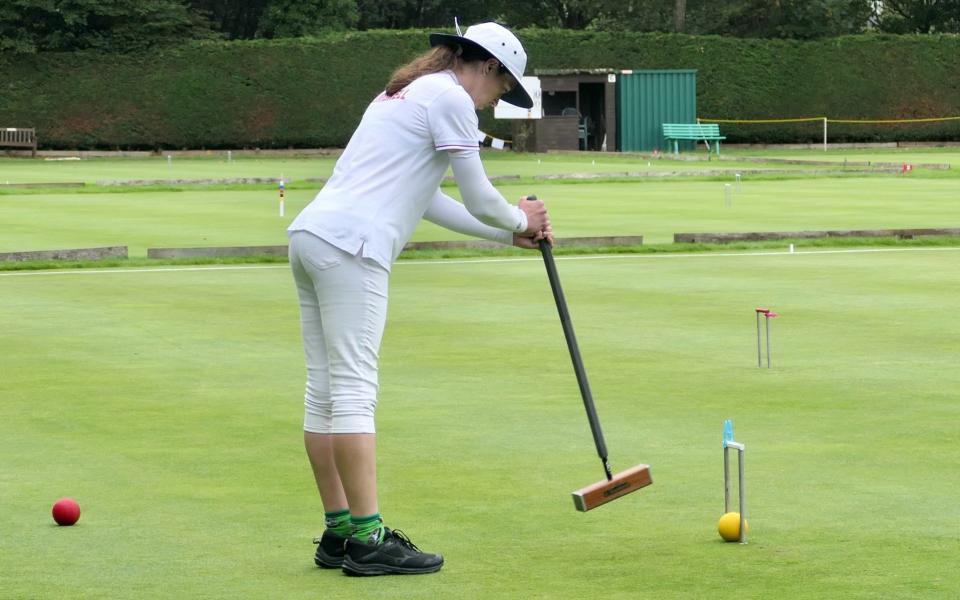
[423,190,514,244]
[448,149,527,232]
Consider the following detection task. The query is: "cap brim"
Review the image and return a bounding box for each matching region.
[500,84,533,110]
[429,32,469,49]
[428,32,534,110]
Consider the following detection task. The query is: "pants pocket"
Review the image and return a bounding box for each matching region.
[302,252,342,272]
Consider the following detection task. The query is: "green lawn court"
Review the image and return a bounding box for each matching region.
[1,247,957,598]
[0,151,863,185]
[2,174,959,255]
[1,149,958,598]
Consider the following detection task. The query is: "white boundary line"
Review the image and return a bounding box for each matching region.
[1,246,959,278]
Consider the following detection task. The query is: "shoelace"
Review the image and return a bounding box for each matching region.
[388,529,422,552]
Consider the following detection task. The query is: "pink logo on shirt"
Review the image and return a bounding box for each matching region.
[375,88,409,102]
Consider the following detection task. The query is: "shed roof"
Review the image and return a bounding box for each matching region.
[533,68,617,76]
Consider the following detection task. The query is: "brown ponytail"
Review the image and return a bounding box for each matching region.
[385,42,501,97]
[385,46,459,96]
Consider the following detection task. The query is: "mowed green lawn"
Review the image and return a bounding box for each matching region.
[1,175,958,255]
[1,248,958,599]
[0,151,676,184]
[0,151,851,185]
[0,155,336,184]
[726,146,960,168]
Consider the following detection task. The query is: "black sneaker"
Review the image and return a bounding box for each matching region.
[342,528,443,576]
[313,530,348,568]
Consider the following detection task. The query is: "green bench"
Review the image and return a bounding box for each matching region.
[662,123,725,156]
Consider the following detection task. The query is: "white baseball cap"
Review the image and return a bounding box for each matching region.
[429,22,533,109]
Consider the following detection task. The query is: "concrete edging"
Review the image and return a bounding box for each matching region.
[98,177,285,187]
[146,236,646,258]
[404,235,643,250]
[0,182,86,188]
[147,245,289,259]
[0,246,128,262]
[675,228,960,243]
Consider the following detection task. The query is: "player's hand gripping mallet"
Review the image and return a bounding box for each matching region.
[532,209,652,511]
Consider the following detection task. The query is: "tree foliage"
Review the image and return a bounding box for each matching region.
[257,0,358,37]
[2,0,959,54]
[871,0,960,33]
[716,0,874,39]
[187,0,270,40]
[354,0,491,29]
[0,0,215,53]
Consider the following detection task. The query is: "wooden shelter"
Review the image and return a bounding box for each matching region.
[512,69,617,153]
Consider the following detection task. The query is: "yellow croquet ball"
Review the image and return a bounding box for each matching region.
[717,512,748,542]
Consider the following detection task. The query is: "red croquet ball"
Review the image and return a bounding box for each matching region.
[52,498,81,526]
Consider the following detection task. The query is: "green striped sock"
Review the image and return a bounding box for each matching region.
[350,513,384,545]
[324,509,353,537]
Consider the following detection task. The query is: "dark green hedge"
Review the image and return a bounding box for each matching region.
[2,31,959,149]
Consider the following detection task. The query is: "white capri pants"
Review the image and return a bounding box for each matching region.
[289,231,389,434]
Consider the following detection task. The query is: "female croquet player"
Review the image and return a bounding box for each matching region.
[288,22,552,576]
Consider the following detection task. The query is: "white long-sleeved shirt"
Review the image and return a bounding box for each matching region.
[288,71,526,271]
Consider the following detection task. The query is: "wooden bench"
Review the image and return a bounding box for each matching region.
[662,123,725,156]
[0,128,38,157]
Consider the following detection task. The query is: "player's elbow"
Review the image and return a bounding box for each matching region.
[462,201,500,227]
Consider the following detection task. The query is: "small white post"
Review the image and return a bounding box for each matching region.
[823,117,828,152]
[724,184,732,208]
[167,155,172,167]
[279,176,285,217]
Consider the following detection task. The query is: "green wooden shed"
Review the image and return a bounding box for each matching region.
[617,69,697,152]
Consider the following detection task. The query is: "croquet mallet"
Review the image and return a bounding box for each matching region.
[536,235,652,511]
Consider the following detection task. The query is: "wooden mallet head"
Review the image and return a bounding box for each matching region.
[572,464,653,512]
